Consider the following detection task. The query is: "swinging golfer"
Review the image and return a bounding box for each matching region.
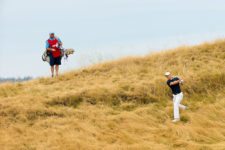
[165,72,187,123]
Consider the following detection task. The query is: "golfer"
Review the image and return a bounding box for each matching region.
[165,72,187,123]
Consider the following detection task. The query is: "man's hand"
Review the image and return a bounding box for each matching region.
[179,79,184,84]
[59,42,63,47]
[47,48,56,52]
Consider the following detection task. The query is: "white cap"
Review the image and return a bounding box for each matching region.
[164,72,171,76]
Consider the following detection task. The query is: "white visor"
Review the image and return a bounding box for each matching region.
[164,72,171,76]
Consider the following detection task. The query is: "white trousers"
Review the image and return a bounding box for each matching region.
[173,92,186,119]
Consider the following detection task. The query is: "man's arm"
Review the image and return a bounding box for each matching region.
[170,80,180,86]
[170,78,184,86]
[46,41,55,51]
[47,48,56,51]
[56,37,63,47]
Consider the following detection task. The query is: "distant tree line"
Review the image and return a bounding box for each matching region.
[0,76,32,83]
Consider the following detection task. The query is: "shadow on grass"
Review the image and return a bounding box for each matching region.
[46,95,83,108]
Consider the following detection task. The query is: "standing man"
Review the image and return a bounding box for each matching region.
[165,72,187,123]
[46,33,62,77]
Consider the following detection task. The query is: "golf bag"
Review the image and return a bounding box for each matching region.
[42,48,75,63]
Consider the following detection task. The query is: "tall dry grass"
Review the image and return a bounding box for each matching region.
[0,40,225,150]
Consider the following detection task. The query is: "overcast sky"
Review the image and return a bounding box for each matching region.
[1,0,225,77]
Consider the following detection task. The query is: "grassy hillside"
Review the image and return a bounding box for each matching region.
[0,40,225,150]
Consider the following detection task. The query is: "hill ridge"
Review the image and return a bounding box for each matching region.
[0,40,225,150]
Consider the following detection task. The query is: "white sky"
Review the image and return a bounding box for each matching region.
[1,0,225,77]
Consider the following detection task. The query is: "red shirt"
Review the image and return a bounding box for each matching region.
[47,38,61,58]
